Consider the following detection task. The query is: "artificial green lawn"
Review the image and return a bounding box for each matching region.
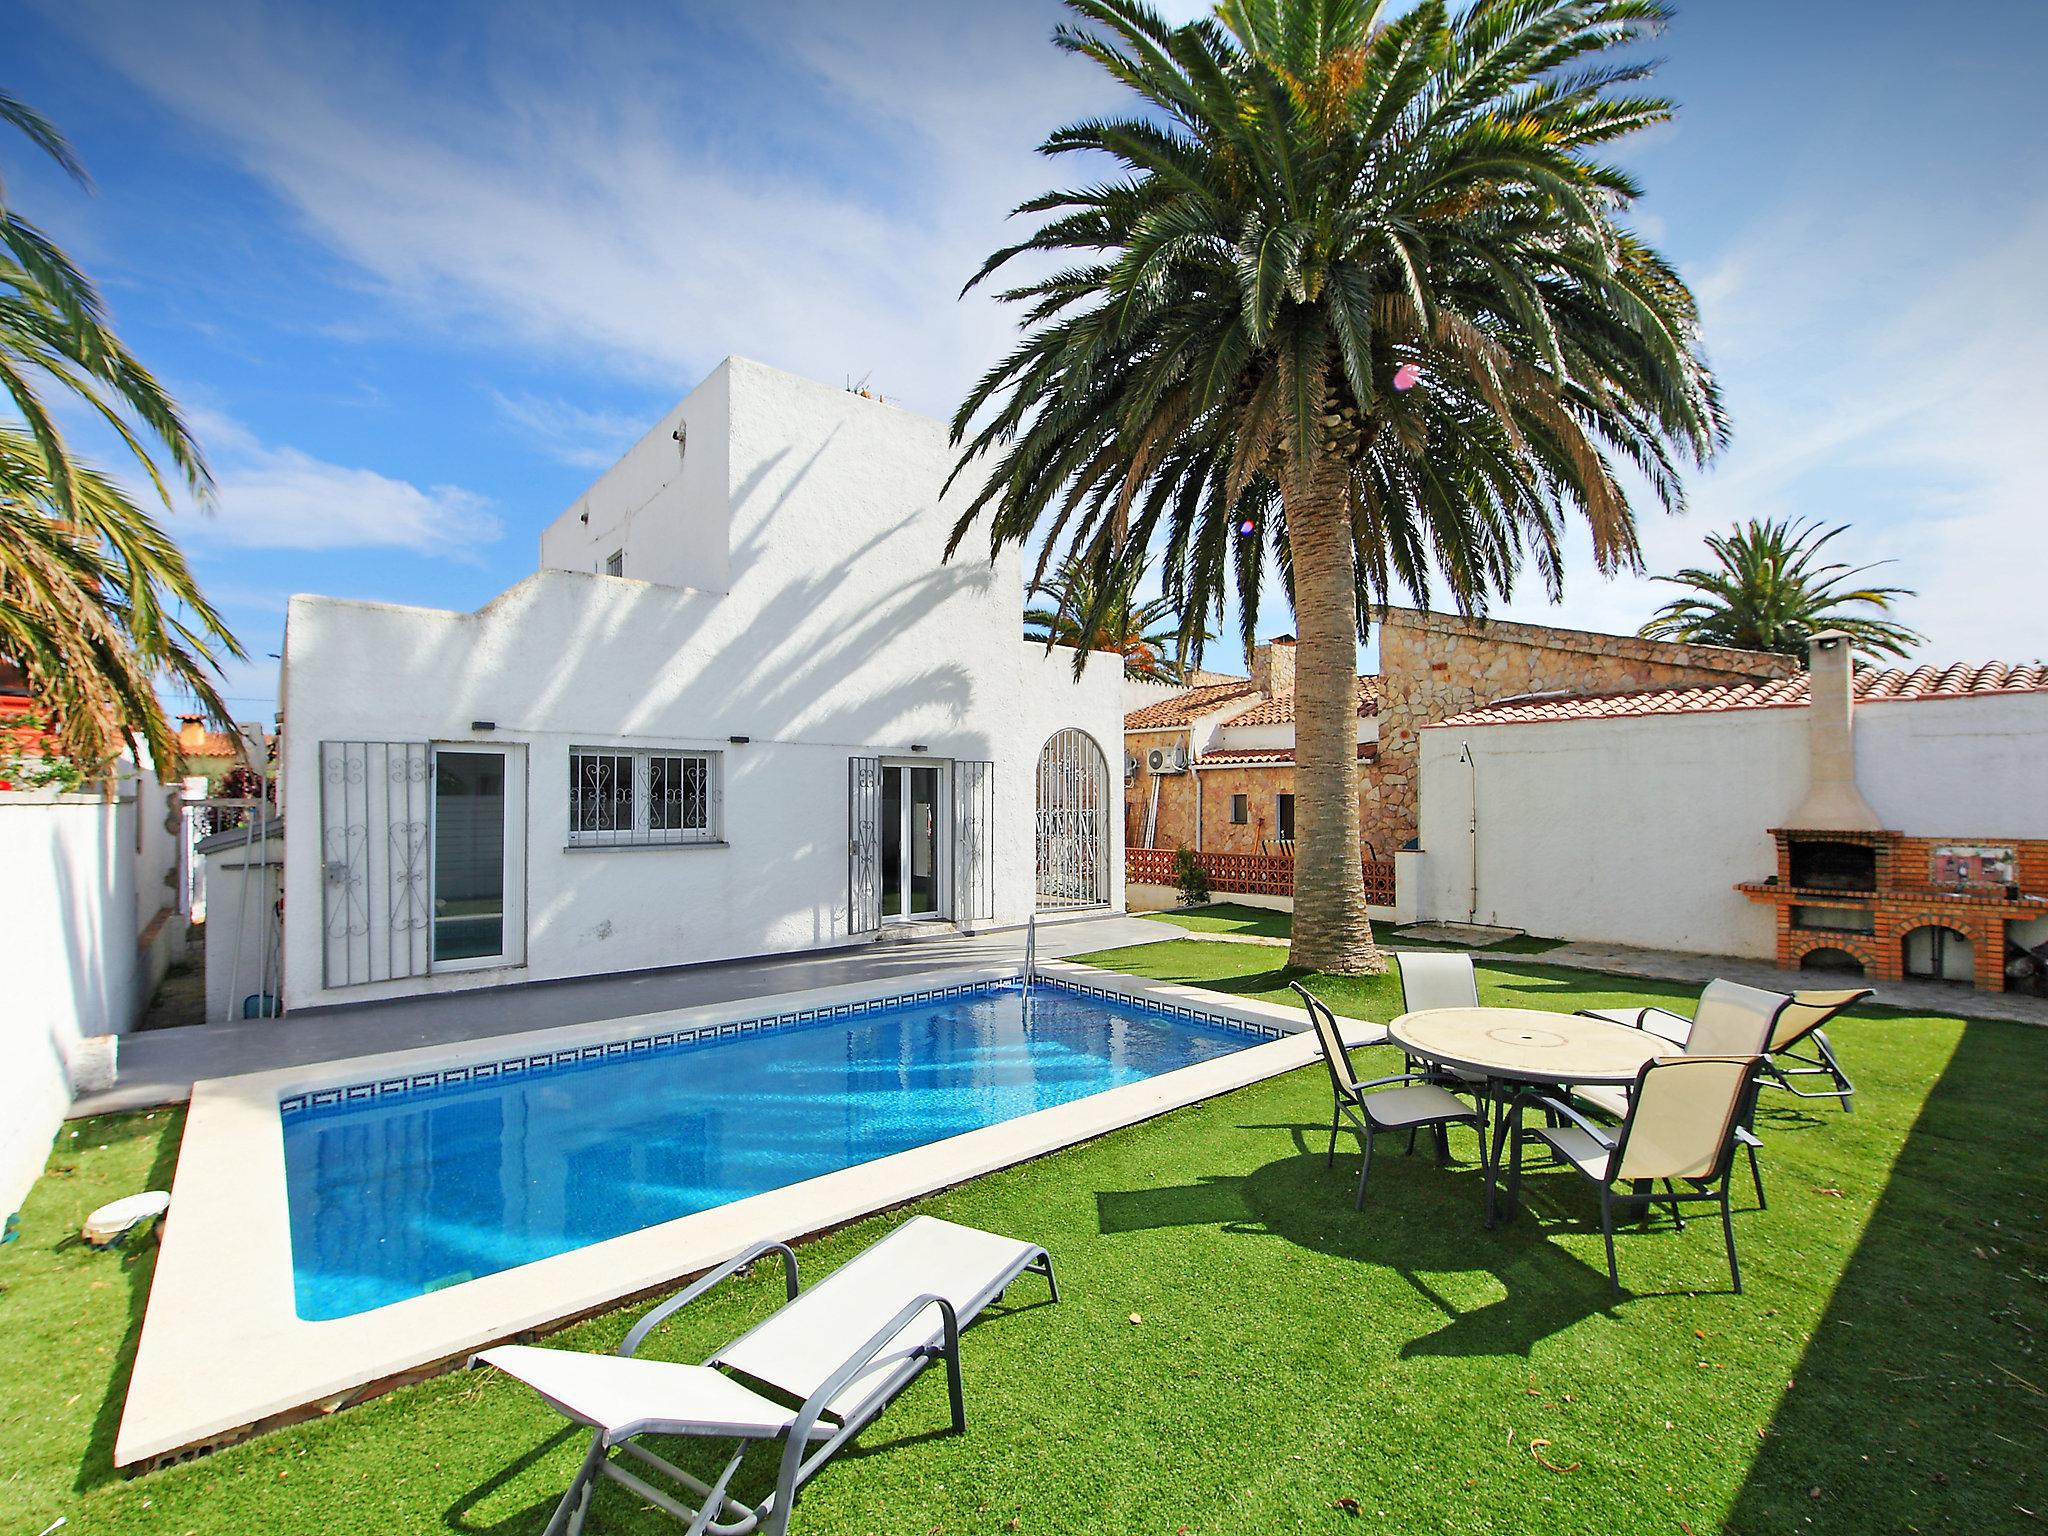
[1142,902,1563,953]
[2,943,2042,1534]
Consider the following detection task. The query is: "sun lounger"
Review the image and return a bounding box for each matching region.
[478,1215,1058,1536]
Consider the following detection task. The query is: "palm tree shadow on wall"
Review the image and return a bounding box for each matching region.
[1725,1019,2048,1532]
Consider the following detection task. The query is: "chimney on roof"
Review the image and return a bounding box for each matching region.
[1251,636,1296,697]
[176,715,208,752]
[1788,630,1882,831]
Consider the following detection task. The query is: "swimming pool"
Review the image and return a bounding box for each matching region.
[282,979,1265,1320]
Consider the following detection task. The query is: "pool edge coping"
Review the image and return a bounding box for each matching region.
[114,959,1349,1468]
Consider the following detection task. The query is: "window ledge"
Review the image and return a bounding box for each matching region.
[563,839,730,853]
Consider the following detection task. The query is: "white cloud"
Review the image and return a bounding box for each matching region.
[181,410,501,556]
[1485,200,2048,664]
[47,1,1117,419]
[490,391,651,470]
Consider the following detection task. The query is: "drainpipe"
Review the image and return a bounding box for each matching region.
[1458,740,1478,924]
[1191,729,1202,851]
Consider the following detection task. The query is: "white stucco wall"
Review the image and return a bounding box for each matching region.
[283,358,1124,1010]
[204,834,283,1022]
[538,363,734,592]
[1414,691,2048,957]
[0,787,146,1219]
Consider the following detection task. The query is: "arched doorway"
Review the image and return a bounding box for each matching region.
[1037,728,1110,910]
[1799,946,1865,975]
[1902,925,1973,983]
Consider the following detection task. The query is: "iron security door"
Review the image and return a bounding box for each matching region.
[952,759,994,925]
[848,755,882,935]
[319,740,432,987]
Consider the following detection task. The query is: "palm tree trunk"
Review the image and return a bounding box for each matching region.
[1283,455,1386,975]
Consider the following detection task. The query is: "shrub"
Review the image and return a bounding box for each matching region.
[1172,845,1211,906]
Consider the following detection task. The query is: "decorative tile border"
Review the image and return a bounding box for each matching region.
[278,973,1290,1119]
[1033,974,1292,1040]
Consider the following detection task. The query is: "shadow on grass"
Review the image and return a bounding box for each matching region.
[78,1112,184,1494]
[1097,1123,1621,1357]
[444,1288,1062,1535]
[1726,1018,2048,1532]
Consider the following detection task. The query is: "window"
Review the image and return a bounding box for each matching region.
[604,550,624,577]
[569,748,719,846]
[1277,794,1295,841]
[1229,794,1249,825]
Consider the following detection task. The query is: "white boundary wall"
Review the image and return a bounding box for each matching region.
[0,772,184,1217]
[1414,691,2048,957]
[283,359,1124,1011]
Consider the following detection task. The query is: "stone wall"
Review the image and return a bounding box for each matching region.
[1369,606,1795,855]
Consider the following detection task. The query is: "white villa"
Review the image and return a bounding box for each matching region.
[278,357,1125,1012]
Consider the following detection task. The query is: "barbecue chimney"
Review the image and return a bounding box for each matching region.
[1788,630,1882,832]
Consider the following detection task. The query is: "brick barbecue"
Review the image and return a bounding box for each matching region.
[1737,632,2048,992]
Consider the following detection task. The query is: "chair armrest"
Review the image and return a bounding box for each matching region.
[619,1240,801,1358]
[1512,1091,1617,1146]
[1576,1006,1648,1028]
[789,1291,960,1442]
[1349,1072,1451,1095]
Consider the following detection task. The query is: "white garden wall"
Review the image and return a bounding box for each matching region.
[0,778,176,1219]
[283,358,1124,1011]
[1414,691,2048,957]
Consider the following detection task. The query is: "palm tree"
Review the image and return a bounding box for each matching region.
[947,0,1723,973]
[1025,552,1199,682]
[1639,517,1921,660]
[1,91,241,774]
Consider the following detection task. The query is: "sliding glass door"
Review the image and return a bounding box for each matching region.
[879,762,944,921]
[431,745,526,971]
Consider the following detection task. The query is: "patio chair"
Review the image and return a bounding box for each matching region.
[1291,982,1480,1208]
[1761,988,1870,1112]
[1503,1053,1768,1296]
[476,1215,1058,1536]
[1396,952,1487,1096]
[1574,980,1790,1209]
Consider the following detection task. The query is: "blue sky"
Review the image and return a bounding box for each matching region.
[9,0,2046,726]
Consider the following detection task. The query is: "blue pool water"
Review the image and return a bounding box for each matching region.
[282,982,1259,1319]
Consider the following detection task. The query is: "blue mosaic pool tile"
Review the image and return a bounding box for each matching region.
[280,973,1282,1117]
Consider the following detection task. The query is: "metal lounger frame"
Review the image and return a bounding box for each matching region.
[541,1236,1059,1536]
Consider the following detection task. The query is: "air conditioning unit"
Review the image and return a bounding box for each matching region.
[1146,746,1190,774]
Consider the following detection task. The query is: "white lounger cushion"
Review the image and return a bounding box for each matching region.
[477,1345,823,1444]
[716,1216,1041,1421]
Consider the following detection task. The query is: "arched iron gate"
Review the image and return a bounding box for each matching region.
[1036,728,1110,909]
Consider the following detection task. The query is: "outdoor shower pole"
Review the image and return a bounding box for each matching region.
[1459,741,1479,925]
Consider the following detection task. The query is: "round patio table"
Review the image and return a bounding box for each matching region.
[1388,1007,1668,1227]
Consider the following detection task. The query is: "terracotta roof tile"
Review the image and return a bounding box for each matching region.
[1430,661,2048,728]
[1124,680,1259,730]
[1227,675,1380,726]
[1198,742,1378,766]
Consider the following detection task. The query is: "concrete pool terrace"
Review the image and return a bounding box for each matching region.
[115,959,1364,1468]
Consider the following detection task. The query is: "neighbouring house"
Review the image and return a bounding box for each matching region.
[277,357,1125,1012]
[1122,607,1792,907]
[172,713,266,785]
[1123,637,1379,854]
[1364,606,1797,855]
[1412,632,2048,991]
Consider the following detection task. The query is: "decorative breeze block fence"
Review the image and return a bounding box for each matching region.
[1127,846,1396,906]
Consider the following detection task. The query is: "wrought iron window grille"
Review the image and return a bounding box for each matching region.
[569,747,721,847]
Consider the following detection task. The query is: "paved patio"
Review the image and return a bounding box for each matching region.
[72,913,1169,1114]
